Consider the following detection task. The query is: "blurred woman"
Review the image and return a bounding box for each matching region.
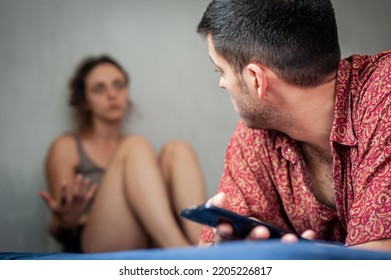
[40,55,206,253]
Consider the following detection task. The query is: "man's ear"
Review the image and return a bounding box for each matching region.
[247,63,267,100]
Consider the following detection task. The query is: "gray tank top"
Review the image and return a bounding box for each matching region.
[71,134,105,186]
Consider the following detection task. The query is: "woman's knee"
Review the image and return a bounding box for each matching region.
[119,135,155,155]
[159,140,196,162]
[161,140,194,156]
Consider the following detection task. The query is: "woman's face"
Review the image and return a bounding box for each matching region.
[84,63,129,124]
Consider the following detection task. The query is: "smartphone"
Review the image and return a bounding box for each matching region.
[180,203,295,239]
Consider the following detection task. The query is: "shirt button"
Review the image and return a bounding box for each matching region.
[301,185,307,191]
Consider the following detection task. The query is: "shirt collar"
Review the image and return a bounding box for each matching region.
[275,131,300,164]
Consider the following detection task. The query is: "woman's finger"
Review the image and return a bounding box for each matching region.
[84,183,98,202]
[72,174,83,196]
[59,182,69,206]
[38,191,57,210]
[80,176,91,196]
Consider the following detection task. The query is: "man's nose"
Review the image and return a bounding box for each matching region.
[218,77,226,89]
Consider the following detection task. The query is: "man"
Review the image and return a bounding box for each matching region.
[197,0,391,251]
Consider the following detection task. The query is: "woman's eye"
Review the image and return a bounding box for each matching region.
[92,85,105,93]
[113,81,125,90]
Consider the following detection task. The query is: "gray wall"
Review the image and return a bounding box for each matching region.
[0,0,390,252]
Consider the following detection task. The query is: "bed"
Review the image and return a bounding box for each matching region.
[2,240,391,260]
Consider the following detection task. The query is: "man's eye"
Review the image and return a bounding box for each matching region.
[215,69,224,77]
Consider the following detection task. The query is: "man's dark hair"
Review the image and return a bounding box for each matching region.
[197,0,341,88]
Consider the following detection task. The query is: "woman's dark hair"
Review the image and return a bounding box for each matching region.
[197,0,341,88]
[69,55,130,131]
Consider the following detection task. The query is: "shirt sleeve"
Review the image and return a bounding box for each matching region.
[199,121,253,244]
[199,121,289,243]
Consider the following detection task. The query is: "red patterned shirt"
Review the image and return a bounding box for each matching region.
[200,51,391,246]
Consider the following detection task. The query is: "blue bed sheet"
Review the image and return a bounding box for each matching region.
[2,240,391,260]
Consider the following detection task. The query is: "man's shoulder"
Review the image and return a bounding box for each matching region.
[369,50,391,64]
[362,50,391,77]
[342,50,391,78]
[338,50,391,104]
[335,51,391,146]
[368,51,391,83]
[356,51,391,101]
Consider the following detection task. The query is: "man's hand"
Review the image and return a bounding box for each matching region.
[208,192,316,244]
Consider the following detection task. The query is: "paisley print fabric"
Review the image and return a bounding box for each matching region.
[200,51,391,246]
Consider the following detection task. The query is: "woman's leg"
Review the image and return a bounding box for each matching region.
[82,136,191,253]
[158,141,207,244]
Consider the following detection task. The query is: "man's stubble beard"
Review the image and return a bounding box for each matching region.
[237,77,293,134]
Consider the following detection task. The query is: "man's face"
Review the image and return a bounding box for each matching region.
[207,37,273,128]
[207,37,258,127]
[207,36,292,131]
